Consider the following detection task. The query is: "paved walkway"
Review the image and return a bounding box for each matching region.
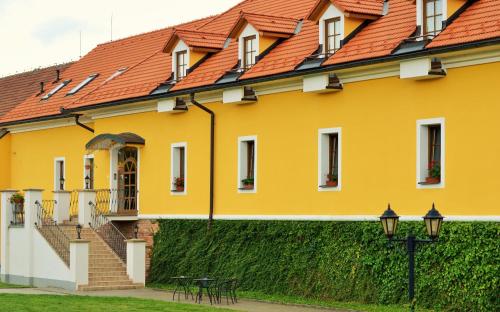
[0,287,355,312]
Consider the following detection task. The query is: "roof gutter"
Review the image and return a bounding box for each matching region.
[2,37,500,126]
[0,129,9,140]
[189,93,215,231]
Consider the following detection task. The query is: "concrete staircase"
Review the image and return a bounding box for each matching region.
[58,225,142,291]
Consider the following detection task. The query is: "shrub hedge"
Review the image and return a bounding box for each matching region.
[150,220,499,311]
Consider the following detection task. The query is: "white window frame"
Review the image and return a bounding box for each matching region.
[171,142,187,196]
[318,4,344,55]
[171,40,190,81]
[318,128,342,192]
[237,135,257,194]
[416,0,447,39]
[54,157,66,191]
[417,118,445,189]
[82,154,94,189]
[238,24,260,69]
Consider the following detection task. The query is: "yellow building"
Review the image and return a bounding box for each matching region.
[0,0,499,289]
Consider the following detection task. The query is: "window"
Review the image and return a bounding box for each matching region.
[319,128,342,191]
[42,80,71,100]
[67,74,98,96]
[324,17,341,55]
[243,36,257,70]
[54,158,66,191]
[171,143,187,194]
[417,118,445,188]
[238,136,257,192]
[176,50,188,80]
[423,0,443,37]
[84,155,94,190]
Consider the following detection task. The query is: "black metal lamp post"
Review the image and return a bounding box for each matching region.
[134,224,139,239]
[380,203,444,312]
[85,175,91,190]
[76,224,82,239]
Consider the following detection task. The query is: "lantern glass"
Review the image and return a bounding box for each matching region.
[423,204,444,239]
[380,204,399,239]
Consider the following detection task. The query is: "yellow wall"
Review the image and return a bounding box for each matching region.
[9,125,94,199]
[345,17,364,36]
[189,50,207,67]
[0,134,11,190]
[447,0,467,18]
[4,61,500,218]
[259,36,277,54]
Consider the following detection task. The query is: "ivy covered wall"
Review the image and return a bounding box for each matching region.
[150,220,499,311]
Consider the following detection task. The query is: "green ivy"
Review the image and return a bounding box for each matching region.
[149,220,499,311]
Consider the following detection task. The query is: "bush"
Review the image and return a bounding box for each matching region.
[150,220,499,311]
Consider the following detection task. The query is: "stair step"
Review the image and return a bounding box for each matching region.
[79,284,143,291]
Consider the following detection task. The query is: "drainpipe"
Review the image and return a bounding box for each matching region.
[189,93,215,230]
[74,115,95,133]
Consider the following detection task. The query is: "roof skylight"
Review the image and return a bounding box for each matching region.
[67,74,99,96]
[105,67,128,83]
[41,80,71,100]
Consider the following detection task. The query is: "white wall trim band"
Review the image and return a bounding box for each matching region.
[139,214,500,222]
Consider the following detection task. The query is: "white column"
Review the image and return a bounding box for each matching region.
[126,239,146,285]
[0,190,18,278]
[78,190,96,228]
[70,240,89,289]
[53,191,71,224]
[23,189,43,281]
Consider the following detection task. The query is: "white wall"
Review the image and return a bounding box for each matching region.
[318,4,344,53]
[32,229,71,282]
[7,229,29,277]
[238,24,259,64]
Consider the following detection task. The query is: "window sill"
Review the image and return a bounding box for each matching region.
[238,187,255,191]
[418,181,440,185]
[319,185,338,189]
[171,189,185,193]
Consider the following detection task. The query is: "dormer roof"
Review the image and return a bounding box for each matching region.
[228,12,300,39]
[163,29,228,54]
[307,0,384,22]
[427,0,500,48]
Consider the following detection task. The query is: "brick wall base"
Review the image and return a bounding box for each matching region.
[112,219,159,279]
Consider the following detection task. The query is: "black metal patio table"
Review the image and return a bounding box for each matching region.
[171,276,194,301]
[194,277,216,304]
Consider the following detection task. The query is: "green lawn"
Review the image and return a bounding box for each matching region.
[149,284,433,312]
[0,281,29,289]
[0,294,232,312]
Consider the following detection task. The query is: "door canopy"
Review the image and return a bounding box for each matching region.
[85,132,145,150]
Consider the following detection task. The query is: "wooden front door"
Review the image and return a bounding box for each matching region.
[117,147,138,213]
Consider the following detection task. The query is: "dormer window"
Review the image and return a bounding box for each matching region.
[325,17,341,55]
[423,0,443,37]
[243,35,257,70]
[176,50,188,81]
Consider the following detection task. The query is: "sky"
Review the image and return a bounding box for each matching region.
[0,0,240,77]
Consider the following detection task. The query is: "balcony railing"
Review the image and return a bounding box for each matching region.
[95,189,138,216]
[89,200,127,263]
[69,190,79,220]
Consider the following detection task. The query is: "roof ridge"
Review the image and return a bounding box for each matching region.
[195,0,254,31]
[240,10,301,20]
[96,15,219,48]
[174,28,227,36]
[0,62,73,80]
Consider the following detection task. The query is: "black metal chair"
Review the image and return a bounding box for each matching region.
[171,276,194,301]
[194,277,216,305]
[216,278,238,304]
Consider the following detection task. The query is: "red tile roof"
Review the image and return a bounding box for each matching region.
[163,29,228,53]
[308,0,384,21]
[228,12,300,38]
[324,0,416,65]
[427,0,500,48]
[0,63,72,118]
[240,21,320,79]
[1,0,499,125]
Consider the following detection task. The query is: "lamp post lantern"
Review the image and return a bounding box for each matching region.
[379,203,444,312]
[85,175,91,190]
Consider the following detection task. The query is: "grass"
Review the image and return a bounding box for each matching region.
[148,283,434,312]
[0,281,29,289]
[0,294,233,312]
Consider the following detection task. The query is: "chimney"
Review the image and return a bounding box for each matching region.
[39,82,45,95]
[54,69,61,82]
